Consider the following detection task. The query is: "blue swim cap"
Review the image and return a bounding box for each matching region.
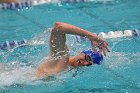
[82,49,103,65]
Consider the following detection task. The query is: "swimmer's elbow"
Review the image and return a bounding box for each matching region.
[54,22,63,26]
[52,22,66,32]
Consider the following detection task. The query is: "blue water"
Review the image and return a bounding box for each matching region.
[0,0,140,93]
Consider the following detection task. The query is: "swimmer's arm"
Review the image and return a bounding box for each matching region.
[53,22,97,40]
[51,22,109,56]
[50,22,97,56]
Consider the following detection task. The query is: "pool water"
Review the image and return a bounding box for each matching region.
[0,0,140,93]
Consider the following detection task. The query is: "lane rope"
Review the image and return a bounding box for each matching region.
[0,29,139,50]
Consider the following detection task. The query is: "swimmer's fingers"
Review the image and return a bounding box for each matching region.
[92,40,106,55]
[97,37,110,51]
[99,47,103,55]
[92,37,110,56]
[98,41,110,56]
[103,41,110,52]
[98,46,106,56]
[91,41,97,53]
[102,47,106,56]
[106,45,110,52]
[97,37,108,46]
[97,44,104,56]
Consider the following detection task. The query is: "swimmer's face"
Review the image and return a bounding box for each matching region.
[69,53,93,67]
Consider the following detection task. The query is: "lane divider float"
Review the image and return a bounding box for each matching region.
[0,1,32,9]
[76,29,139,42]
[0,29,139,50]
[0,0,113,10]
[0,39,27,50]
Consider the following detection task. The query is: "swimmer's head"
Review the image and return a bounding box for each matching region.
[68,49,103,67]
[82,49,103,65]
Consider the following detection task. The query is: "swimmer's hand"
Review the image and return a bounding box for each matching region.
[90,35,110,56]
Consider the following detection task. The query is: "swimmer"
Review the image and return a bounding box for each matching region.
[36,22,110,78]
[0,0,16,3]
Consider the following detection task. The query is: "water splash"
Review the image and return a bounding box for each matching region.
[0,63,37,87]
